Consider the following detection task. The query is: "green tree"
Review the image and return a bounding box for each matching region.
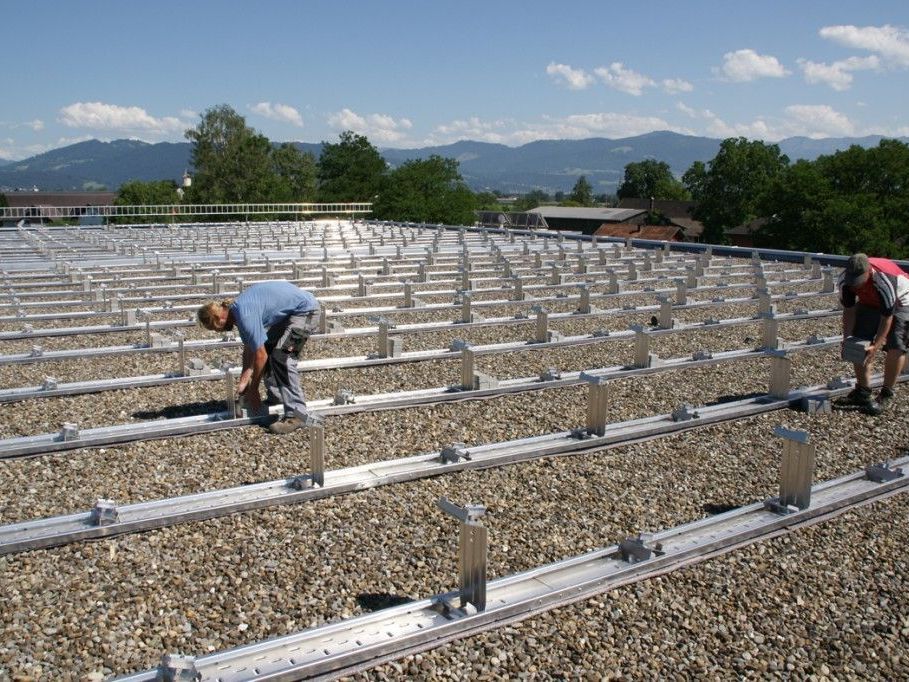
[684,137,789,243]
[474,191,502,211]
[617,160,689,201]
[271,143,317,201]
[184,104,278,204]
[568,176,594,206]
[757,140,909,258]
[116,179,180,205]
[317,131,386,202]
[513,189,550,212]
[373,155,476,225]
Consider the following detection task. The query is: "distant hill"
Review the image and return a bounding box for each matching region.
[1,132,905,194]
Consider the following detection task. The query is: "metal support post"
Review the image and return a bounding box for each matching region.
[437,498,487,612]
[762,314,780,350]
[606,269,621,295]
[821,269,834,293]
[224,368,237,419]
[174,331,186,377]
[511,276,524,301]
[642,252,652,272]
[674,279,687,306]
[461,348,476,389]
[765,427,816,513]
[460,291,473,323]
[657,295,674,329]
[534,307,549,343]
[577,284,592,314]
[358,274,370,297]
[309,423,325,487]
[580,371,609,436]
[632,325,654,368]
[767,350,791,399]
[626,261,638,281]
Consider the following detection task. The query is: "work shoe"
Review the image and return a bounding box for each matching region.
[268,414,305,434]
[843,386,874,407]
[866,387,896,416]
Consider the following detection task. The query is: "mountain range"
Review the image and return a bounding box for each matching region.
[1,132,905,195]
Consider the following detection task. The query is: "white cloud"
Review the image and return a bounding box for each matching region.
[784,104,856,137]
[546,62,595,90]
[58,102,187,136]
[820,24,909,67]
[180,109,198,120]
[327,108,413,143]
[662,78,693,94]
[797,56,879,90]
[717,49,790,82]
[249,101,304,127]
[26,119,44,132]
[594,62,656,95]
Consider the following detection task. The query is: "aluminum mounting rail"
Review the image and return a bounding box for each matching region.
[0,336,846,458]
[112,454,908,681]
[0,375,876,556]
[0,307,839,388]
[0,297,836,369]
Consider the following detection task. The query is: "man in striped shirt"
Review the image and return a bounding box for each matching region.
[839,253,909,415]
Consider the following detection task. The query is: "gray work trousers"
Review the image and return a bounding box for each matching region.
[263,311,320,417]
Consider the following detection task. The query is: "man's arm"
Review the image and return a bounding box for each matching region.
[237,345,268,409]
[864,314,893,367]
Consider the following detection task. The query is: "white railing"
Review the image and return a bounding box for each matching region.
[0,202,372,219]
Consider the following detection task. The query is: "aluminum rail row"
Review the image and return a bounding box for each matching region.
[112,453,908,681]
[0,373,879,557]
[0,299,837,369]
[0,266,824,329]
[0,256,815,313]
[0,272,829,343]
[0,335,844,458]
[0,310,839,403]
[0,252,800,295]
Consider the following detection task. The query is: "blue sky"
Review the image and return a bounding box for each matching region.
[2,0,908,160]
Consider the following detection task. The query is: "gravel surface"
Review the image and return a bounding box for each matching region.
[1,404,905,679]
[3,233,896,680]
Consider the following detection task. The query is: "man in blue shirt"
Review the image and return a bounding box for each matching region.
[198,281,321,434]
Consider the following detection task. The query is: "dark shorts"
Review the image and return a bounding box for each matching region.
[853,304,909,353]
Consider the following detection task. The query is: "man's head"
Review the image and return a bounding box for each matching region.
[844,253,871,288]
[197,300,234,331]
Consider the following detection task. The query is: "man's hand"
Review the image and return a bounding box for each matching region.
[237,368,253,395]
[863,342,880,368]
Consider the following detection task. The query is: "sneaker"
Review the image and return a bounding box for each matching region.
[268,414,305,434]
[843,386,874,407]
[865,400,883,416]
[873,387,895,413]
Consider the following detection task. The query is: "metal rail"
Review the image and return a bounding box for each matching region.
[0,374,874,556]
[113,453,908,681]
[0,310,839,404]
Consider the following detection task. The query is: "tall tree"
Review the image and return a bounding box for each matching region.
[317,131,385,202]
[116,179,180,205]
[184,104,277,204]
[684,137,789,243]
[617,160,689,201]
[757,140,909,258]
[568,175,595,206]
[372,155,476,225]
[271,143,317,201]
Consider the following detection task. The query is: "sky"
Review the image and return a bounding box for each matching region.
[1,0,908,160]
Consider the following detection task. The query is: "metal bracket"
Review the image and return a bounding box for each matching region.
[671,404,701,422]
[618,534,662,563]
[58,422,79,441]
[333,389,355,405]
[90,499,120,526]
[440,443,471,464]
[539,367,562,382]
[156,653,201,682]
[41,376,58,391]
[437,497,487,612]
[692,349,713,361]
[866,461,904,483]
